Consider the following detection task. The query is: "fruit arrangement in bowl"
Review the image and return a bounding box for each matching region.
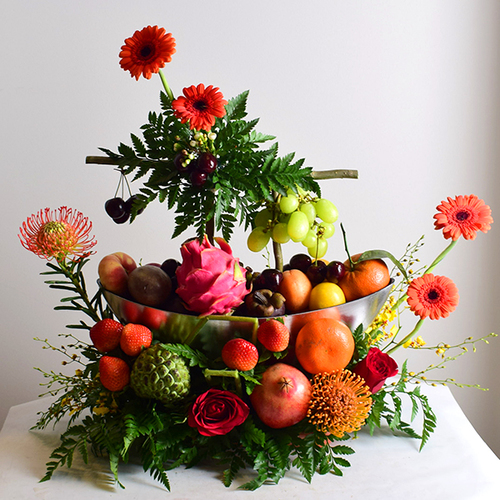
[20,25,495,492]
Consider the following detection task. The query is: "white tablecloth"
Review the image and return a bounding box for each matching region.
[0,385,499,499]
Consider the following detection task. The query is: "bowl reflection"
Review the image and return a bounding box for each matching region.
[100,279,394,359]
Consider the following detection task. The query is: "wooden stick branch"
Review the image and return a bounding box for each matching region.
[86,156,358,180]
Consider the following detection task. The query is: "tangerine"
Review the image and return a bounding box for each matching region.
[337,254,390,302]
[295,318,354,374]
[278,269,312,314]
[309,282,346,310]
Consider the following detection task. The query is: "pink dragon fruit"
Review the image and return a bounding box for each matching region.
[176,235,248,316]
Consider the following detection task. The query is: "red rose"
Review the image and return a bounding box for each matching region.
[187,388,249,436]
[353,347,398,393]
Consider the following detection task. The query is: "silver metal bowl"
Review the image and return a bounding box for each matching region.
[100,279,394,358]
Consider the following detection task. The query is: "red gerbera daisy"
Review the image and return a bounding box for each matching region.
[19,207,97,261]
[119,26,176,80]
[407,274,459,320]
[172,84,227,131]
[434,195,493,241]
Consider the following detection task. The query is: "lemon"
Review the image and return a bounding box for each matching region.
[309,282,346,310]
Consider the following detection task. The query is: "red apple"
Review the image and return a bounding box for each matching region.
[98,252,137,295]
[250,363,311,428]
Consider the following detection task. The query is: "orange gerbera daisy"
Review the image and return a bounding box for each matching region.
[19,207,96,261]
[434,195,493,241]
[119,26,176,80]
[407,274,459,320]
[172,84,227,131]
[307,370,372,438]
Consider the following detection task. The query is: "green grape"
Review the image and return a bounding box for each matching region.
[247,226,271,252]
[318,221,335,239]
[302,229,317,249]
[254,208,272,228]
[279,193,299,214]
[287,211,309,241]
[308,237,328,259]
[272,222,290,244]
[314,199,338,223]
[300,202,316,224]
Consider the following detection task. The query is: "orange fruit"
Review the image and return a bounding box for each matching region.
[278,269,313,314]
[295,318,354,374]
[337,254,390,302]
[288,308,341,343]
[309,282,346,310]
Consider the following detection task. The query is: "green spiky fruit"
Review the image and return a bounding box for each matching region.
[130,344,190,406]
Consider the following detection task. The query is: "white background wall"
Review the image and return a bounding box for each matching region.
[1,0,499,459]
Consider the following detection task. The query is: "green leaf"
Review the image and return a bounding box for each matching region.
[355,249,408,281]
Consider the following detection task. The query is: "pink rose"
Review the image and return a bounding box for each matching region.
[188,388,249,436]
[353,348,398,393]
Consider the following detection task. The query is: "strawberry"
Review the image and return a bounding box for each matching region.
[221,338,259,371]
[120,323,153,357]
[99,356,130,391]
[90,318,123,353]
[257,319,290,352]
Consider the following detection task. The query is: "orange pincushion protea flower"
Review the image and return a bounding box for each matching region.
[119,26,176,80]
[407,274,459,320]
[434,195,493,241]
[172,84,227,131]
[19,207,96,261]
[307,370,372,438]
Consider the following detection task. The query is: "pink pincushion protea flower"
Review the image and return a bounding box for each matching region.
[176,235,248,316]
[19,207,96,261]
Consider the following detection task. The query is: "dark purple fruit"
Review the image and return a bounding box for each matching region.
[289,253,312,274]
[105,197,126,219]
[127,265,172,307]
[326,261,347,284]
[306,260,327,285]
[198,152,217,173]
[161,258,181,278]
[190,169,207,187]
[253,268,283,292]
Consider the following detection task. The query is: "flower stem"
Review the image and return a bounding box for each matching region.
[423,240,458,275]
[158,69,174,102]
[386,318,425,354]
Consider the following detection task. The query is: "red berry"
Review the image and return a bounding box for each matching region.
[90,318,123,353]
[221,338,259,371]
[99,356,130,392]
[120,323,153,356]
[257,319,290,352]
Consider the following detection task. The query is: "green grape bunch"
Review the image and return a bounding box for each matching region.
[247,186,338,260]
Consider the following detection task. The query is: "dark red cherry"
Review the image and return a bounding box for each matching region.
[112,211,130,224]
[289,253,312,274]
[161,258,181,278]
[306,260,327,285]
[174,153,195,174]
[190,169,207,187]
[326,261,347,283]
[198,152,217,174]
[124,195,145,216]
[253,268,283,292]
[105,197,126,219]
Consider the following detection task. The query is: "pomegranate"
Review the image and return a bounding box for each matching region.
[250,363,311,428]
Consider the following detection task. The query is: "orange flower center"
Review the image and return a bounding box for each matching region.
[37,221,78,257]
